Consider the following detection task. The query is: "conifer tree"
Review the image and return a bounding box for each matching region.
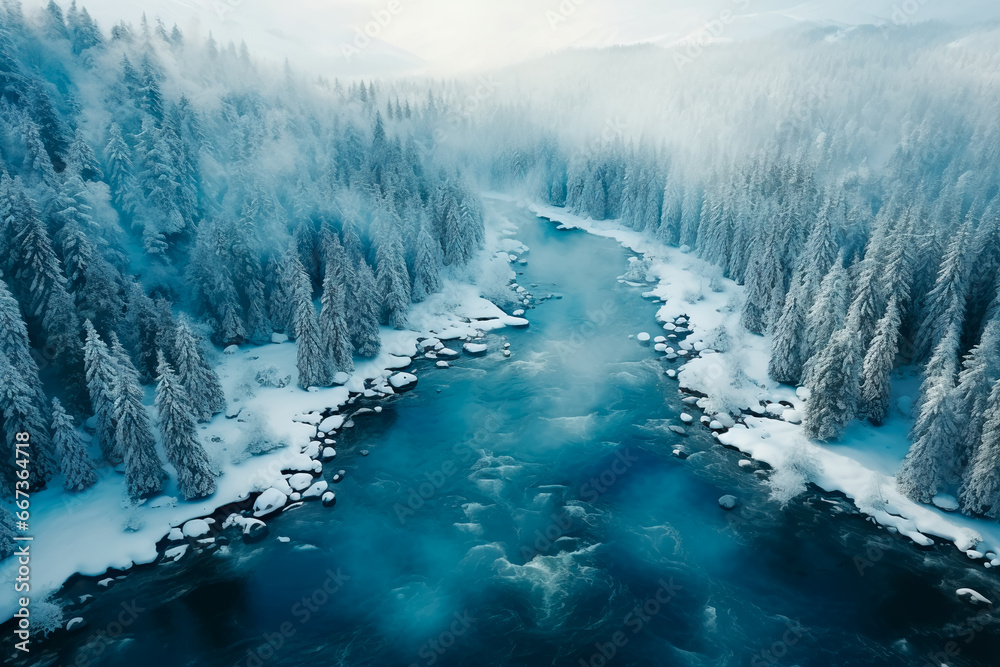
[83,320,120,463]
[51,398,97,492]
[959,379,1000,517]
[346,257,382,358]
[0,352,57,489]
[110,334,164,499]
[289,255,329,388]
[172,317,225,422]
[411,222,442,302]
[319,261,354,375]
[859,297,902,425]
[155,352,216,499]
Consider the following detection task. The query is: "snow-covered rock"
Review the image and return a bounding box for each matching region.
[287,473,314,492]
[270,332,288,344]
[680,413,693,424]
[318,415,345,433]
[464,342,488,355]
[718,495,739,510]
[322,447,337,460]
[389,372,418,390]
[436,361,450,368]
[182,519,211,538]
[303,481,328,499]
[322,491,337,507]
[932,493,959,512]
[957,588,992,605]
[253,488,288,517]
[223,345,238,355]
[438,348,459,358]
[637,332,651,343]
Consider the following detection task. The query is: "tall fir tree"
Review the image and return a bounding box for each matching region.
[858,297,902,425]
[154,352,216,499]
[172,317,225,422]
[110,334,164,499]
[51,398,97,492]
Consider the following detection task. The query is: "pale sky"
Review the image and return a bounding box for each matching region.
[22,0,1000,76]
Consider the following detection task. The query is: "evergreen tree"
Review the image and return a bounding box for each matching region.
[768,272,809,384]
[346,257,382,358]
[110,334,164,499]
[83,320,119,463]
[172,317,225,422]
[896,325,963,503]
[859,297,902,425]
[103,122,136,214]
[914,220,972,361]
[0,352,58,489]
[154,352,216,499]
[802,254,850,384]
[50,398,97,492]
[959,379,1000,517]
[375,228,410,329]
[318,262,354,375]
[411,221,442,302]
[289,255,329,388]
[802,313,862,442]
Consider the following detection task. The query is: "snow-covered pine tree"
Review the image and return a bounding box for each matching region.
[290,254,329,388]
[109,333,164,499]
[858,296,902,425]
[154,352,216,499]
[0,351,58,489]
[950,308,1000,474]
[83,320,120,463]
[67,129,103,181]
[411,221,442,302]
[375,227,410,329]
[896,324,963,504]
[768,271,809,385]
[740,215,785,335]
[346,256,382,358]
[802,311,863,442]
[172,317,225,422]
[319,260,354,375]
[913,220,972,362]
[802,253,850,384]
[959,378,1000,517]
[103,122,136,214]
[0,279,47,411]
[50,397,97,492]
[0,506,16,560]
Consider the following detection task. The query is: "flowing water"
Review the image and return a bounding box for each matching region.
[10,201,1000,667]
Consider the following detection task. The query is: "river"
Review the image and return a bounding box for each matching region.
[9,200,1000,667]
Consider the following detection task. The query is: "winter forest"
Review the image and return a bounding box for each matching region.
[3,0,1000,664]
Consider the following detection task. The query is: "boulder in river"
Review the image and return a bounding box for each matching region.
[718,495,739,510]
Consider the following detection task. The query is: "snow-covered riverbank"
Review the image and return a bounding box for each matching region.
[0,277,529,622]
[520,196,1000,565]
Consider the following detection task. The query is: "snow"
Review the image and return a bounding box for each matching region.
[318,415,345,432]
[287,473,315,492]
[637,332,651,342]
[933,494,960,512]
[181,519,211,538]
[464,342,488,355]
[253,488,288,518]
[524,198,1000,562]
[270,333,289,344]
[957,588,992,605]
[389,372,418,389]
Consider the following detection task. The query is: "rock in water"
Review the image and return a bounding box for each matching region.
[718,495,739,510]
[254,488,288,517]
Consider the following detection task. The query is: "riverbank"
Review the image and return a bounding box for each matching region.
[517,195,1000,565]
[0,256,529,623]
